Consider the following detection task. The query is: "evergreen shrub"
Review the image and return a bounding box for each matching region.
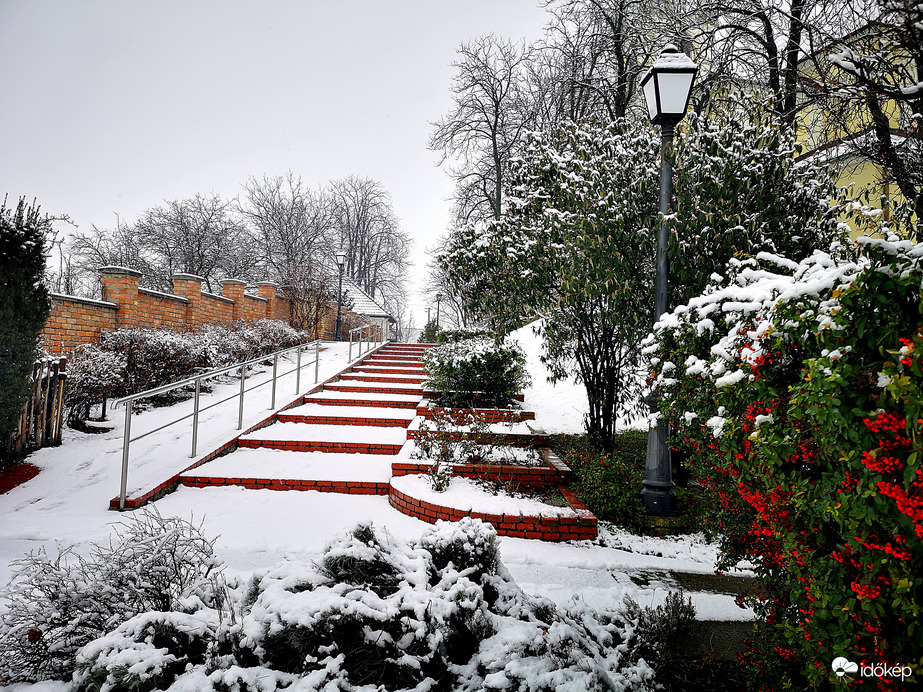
[422,336,530,408]
[646,238,923,689]
[0,198,51,461]
[553,432,646,531]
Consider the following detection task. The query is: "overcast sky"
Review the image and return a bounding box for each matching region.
[0,0,550,327]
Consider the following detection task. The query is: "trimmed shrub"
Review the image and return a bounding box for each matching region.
[422,336,530,407]
[646,237,923,688]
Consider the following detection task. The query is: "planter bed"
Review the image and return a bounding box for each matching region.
[393,443,572,486]
[388,473,596,541]
[415,398,535,423]
[405,415,549,448]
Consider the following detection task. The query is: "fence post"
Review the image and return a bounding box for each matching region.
[238,364,246,430]
[191,378,200,458]
[349,333,353,361]
[119,402,132,510]
[271,353,278,409]
[315,341,320,383]
[296,345,302,393]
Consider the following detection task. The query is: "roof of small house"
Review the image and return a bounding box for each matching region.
[341,277,391,320]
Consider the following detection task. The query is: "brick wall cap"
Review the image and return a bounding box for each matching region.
[171,273,206,282]
[99,266,142,277]
[255,281,280,288]
[243,294,269,303]
[48,293,118,309]
[138,287,189,303]
[220,278,247,286]
[202,291,234,304]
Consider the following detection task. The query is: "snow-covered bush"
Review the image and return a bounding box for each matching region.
[238,519,661,691]
[100,328,204,394]
[645,237,923,688]
[3,518,697,690]
[64,343,127,423]
[422,336,530,408]
[73,610,217,692]
[64,320,310,416]
[0,508,221,683]
[419,516,499,585]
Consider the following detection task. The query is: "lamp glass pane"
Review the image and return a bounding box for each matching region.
[657,73,694,115]
[642,75,658,120]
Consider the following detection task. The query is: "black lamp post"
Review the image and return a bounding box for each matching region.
[334,248,346,341]
[435,293,443,327]
[639,44,697,516]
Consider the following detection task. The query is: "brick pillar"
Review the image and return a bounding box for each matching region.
[221,279,246,322]
[256,281,279,319]
[100,266,142,328]
[172,274,204,330]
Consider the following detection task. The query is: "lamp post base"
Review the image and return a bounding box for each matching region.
[641,393,676,516]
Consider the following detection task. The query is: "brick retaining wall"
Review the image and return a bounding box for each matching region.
[388,484,597,541]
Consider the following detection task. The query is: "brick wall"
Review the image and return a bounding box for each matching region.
[40,266,379,355]
[42,294,118,354]
[40,267,298,355]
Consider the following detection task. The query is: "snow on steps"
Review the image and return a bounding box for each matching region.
[117,341,597,541]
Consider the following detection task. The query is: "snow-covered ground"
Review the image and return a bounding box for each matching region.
[510,319,646,433]
[1,331,752,689]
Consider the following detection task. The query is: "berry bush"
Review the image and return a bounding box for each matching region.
[645,237,922,689]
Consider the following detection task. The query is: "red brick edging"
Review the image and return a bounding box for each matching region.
[388,483,596,541]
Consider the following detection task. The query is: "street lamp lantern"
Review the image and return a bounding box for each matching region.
[640,44,697,517]
[640,44,698,126]
[435,293,444,327]
[335,247,346,341]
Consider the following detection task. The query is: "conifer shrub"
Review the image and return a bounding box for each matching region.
[420,516,500,585]
[0,198,51,461]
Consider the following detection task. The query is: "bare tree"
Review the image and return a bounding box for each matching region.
[239,172,332,280]
[430,35,537,224]
[278,260,333,337]
[798,1,923,239]
[537,0,673,125]
[329,175,411,304]
[424,237,474,330]
[133,194,254,291]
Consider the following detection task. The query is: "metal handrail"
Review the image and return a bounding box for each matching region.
[347,323,381,360]
[112,339,323,510]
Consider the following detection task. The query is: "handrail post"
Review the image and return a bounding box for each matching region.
[119,402,132,510]
[271,353,278,409]
[238,364,246,430]
[315,341,320,383]
[296,345,302,393]
[349,333,353,361]
[191,378,200,458]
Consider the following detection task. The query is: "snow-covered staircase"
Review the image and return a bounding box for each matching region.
[178,344,431,495]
